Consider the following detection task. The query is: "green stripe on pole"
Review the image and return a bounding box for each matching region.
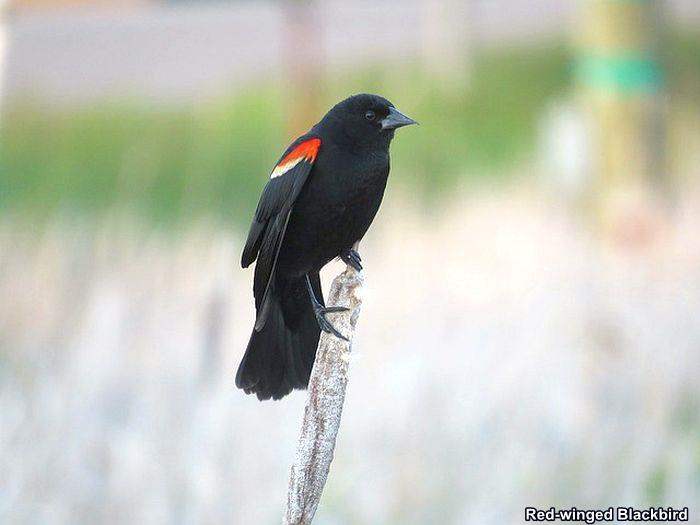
[576,54,663,94]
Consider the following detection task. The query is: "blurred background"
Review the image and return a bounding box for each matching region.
[1,0,699,523]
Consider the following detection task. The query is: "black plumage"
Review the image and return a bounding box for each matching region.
[236,94,416,400]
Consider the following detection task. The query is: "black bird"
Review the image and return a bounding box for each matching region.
[236,94,416,400]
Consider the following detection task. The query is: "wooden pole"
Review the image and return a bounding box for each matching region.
[282,0,324,137]
[577,0,667,244]
[283,265,364,525]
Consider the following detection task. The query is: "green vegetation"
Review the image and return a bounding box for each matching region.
[1,35,698,229]
[1,89,286,227]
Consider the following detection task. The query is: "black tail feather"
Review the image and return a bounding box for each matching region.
[235,274,322,401]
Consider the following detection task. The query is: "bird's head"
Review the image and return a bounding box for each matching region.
[319,93,417,149]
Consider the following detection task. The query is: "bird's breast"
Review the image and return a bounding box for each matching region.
[278,148,389,275]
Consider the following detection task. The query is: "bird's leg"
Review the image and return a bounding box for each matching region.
[305,274,349,341]
[340,246,362,272]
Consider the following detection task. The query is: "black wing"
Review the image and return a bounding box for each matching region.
[241,134,321,330]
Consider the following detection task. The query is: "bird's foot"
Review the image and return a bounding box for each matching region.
[340,249,363,272]
[313,304,349,341]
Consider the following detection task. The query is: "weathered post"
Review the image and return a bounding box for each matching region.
[283,265,364,525]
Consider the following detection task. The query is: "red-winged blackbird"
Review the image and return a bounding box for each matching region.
[236,94,416,400]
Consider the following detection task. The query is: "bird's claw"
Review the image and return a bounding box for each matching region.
[340,249,363,272]
[313,305,350,341]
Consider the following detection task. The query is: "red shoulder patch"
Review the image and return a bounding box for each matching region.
[271,138,321,179]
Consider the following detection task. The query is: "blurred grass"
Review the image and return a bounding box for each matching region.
[1,34,698,229]
[0,89,286,227]
[390,43,570,196]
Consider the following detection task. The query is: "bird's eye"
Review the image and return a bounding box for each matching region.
[365,110,376,121]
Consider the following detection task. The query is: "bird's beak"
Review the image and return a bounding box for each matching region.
[381,107,418,130]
